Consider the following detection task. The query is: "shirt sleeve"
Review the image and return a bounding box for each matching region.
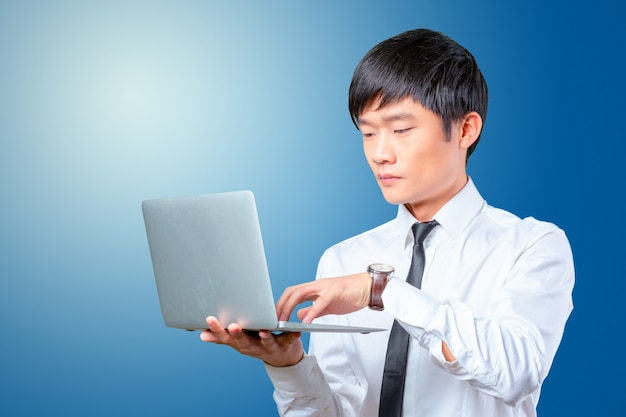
[263,254,368,417]
[382,221,575,406]
[264,342,367,417]
[264,356,338,417]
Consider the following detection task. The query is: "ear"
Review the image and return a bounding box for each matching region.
[458,111,483,150]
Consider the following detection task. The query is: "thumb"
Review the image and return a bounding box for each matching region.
[296,306,312,321]
[299,296,332,323]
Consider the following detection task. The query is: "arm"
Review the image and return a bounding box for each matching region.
[266,266,373,416]
[265,350,364,417]
[383,227,575,405]
[277,224,574,406]
[201,319,357,417]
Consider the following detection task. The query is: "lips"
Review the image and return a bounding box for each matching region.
[378,173,400,186]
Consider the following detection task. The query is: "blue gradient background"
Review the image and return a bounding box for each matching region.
[0,1,623,416]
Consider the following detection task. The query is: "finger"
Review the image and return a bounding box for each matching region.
[276,282,321,321]
[300,293,333,323]
[227,323,246,341]
[281,331,303,344]
[205,316,224,331]
[227,323,257,351]
[275,285,299,320]
[200,329,218,343]
[258,329,272,339]
[204,316,232,344]
[259,330,302,345]
[258,330,276,348]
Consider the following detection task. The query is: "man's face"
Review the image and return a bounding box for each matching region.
[358,97,470,221]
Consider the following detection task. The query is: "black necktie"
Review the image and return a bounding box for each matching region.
[378,220,438,417]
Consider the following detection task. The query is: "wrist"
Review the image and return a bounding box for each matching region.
[264,349,305,368]
[367,263,394,310]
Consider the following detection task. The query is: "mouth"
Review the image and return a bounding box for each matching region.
[378,174,400,186]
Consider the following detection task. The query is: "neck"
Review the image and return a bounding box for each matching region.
[405,175,468,221]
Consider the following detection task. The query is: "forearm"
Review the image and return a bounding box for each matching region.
[265,355,355,417]
[417,301,545,404]
[382,278,571,405]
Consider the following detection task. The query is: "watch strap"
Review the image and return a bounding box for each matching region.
[368,264,393,310]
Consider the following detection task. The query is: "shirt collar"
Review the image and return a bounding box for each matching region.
[394,177,485,247]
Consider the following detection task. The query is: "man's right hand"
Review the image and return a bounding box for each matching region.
[200,316,305,367]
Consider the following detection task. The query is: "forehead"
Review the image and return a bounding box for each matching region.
[357,96,435,125]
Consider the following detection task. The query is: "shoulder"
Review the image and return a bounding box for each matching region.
[480,204,571,252]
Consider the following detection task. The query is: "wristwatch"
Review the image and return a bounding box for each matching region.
[368,263,394,311]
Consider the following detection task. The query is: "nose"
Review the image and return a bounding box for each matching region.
[369,133,395,165]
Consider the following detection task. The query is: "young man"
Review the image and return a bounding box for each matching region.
[201,28,574,417]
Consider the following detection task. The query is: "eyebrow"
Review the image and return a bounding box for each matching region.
[358,111,416,127]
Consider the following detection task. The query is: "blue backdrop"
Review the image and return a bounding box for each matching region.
[1,1,623,416]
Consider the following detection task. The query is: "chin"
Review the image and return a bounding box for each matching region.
[379,189,409,206]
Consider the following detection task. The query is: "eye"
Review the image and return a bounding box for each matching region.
[394,127,413,135]
[362,132,375,139]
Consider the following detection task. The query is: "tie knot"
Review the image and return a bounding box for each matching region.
[411,220,438,246]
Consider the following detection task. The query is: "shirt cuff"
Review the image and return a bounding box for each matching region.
[264,355,326,395]
[382,277,440,330]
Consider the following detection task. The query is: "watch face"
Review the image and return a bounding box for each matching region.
[369,263,394,274]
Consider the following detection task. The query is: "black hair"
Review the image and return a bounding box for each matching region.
[348,28,488,159]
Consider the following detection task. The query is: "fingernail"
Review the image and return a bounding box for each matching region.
[279,313,286,321]
[303,315,311,324]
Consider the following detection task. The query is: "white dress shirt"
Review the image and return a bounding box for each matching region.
[265,178,574,417]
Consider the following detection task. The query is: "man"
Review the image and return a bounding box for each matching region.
[201,28,574,417]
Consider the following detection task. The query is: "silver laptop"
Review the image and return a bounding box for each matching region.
[142,190,383,334]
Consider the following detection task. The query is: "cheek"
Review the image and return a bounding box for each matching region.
[402,145,452,180]
[362,142,369,160]
[363,141,383,172]
[363,145,374,167]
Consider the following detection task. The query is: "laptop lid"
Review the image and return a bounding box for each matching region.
[142,190,382,334]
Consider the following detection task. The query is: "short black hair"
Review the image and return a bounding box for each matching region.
[348,28,488,160]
